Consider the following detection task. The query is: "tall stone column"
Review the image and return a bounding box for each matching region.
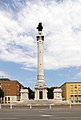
[34,23,48,100]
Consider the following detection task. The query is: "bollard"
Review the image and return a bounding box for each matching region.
[30,104,32,109]
[70,101,71,109]
[0,104,1,109]
[10,104,13,109]
[50,104,51,109]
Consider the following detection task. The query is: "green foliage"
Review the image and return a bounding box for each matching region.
[0,88,4,98]
[28,87,34,99]
[47,87,54,99]
[27,87,55,99]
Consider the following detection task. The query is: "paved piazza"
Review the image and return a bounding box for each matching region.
[0,107,81,120]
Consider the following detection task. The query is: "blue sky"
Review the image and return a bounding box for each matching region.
[0,0,81,89]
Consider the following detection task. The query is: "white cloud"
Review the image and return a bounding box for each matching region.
[0,0,81,70]
[76,72,81,77]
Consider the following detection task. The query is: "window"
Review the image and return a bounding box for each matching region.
[75,90,77,94]
[71,95,73,97]
[5,97,7,102]
[71,90,73,94]
[71,85,73,89]
[78,85,81,89]
[78,90,81,94]
[75,85,77,89]
[8,97,10,101]
[8,84,10,86]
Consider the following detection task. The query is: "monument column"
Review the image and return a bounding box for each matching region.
[34,23,48,100]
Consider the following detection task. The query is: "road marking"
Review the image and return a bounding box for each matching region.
[41,114,53,117]
[0,118,16,119]
[50,117,81,119]
[41,115,81,119]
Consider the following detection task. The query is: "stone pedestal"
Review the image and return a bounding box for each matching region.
[34,81,48,100]
[53,88,62,101]
[20,88,29,101]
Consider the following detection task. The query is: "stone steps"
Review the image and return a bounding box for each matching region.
[16,100,68,106]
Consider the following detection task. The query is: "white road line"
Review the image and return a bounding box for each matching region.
[41,114,53,117]
[47,116,81,119]
[0,118,16,119]
[41,115,81,119]
[55,117,81,118]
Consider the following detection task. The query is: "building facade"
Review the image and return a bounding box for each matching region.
[60,82,81,103]
[0,78,24,103]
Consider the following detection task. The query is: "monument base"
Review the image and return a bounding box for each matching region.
[53,88,62,101]
[20,88,29,101]
[34,80,48,100]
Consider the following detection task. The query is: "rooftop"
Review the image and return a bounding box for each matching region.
[0,78,11,81]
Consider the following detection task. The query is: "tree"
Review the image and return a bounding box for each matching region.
[47,87,54,99]
[0,88,4,98]
[0,88,4,103]
[28,87,34,99]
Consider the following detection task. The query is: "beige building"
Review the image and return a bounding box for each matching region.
[60,82,81,103]
[0,78,24,103]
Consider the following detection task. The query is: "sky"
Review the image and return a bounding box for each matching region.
[0,0,81,89]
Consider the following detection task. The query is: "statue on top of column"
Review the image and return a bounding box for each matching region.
[37,23,43,31]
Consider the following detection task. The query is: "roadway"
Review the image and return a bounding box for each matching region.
[0,107,81,120]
